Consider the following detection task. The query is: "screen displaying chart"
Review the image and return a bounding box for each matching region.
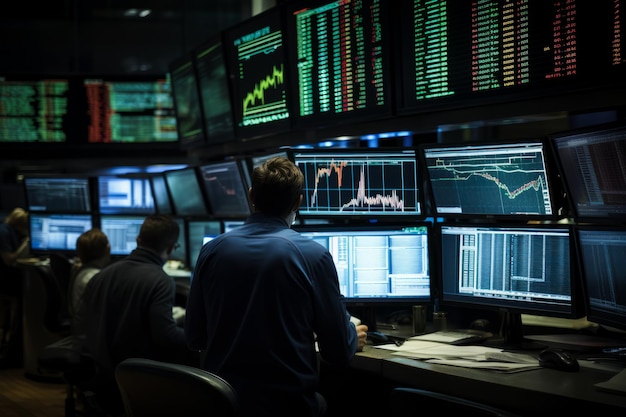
[291,149,420,217]
[422,141,555,218]
[224,7,291,139]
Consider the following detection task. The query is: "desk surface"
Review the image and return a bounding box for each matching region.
[352,345,626,415]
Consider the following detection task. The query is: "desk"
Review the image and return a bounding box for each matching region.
[351,346,626,415]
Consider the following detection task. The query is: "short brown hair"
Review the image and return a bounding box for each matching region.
[250,156,304,217]
[76,228,110,264]
[138,214,180,253]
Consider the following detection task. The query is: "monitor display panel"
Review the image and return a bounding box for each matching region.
[438,223,582,347]
[149,174,173,215]
[29,213,93,253]
[163,167,209,217]
[285,0,394,129]
[198,160,252,219]
[575,225,626,332]
[99,214,144,255]
[194,34,236,144]
[222,220,245,233]
[98,176,155,215]
[83,75,177,143]
[421,140,559,220]
[550,123,626,222]
[169,54,206,149]
[223,6,292,140]
[187,219,222,270]
[295,223,432,304]
[290,148,421,218]
[24,176,92,213]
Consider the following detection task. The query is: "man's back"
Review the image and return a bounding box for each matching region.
[186,214,358,417]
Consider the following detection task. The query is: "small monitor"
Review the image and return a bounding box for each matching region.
[170,53,206,149]
[290,148,422,219]
[24,176,92,213]
[198,160,251,218]
[98,176,155,215]
[421,140,560,220]
[295,223,432,305]
[149,174,173,215]
[575,225,626,332]
[163,167,209,217]
[438,222,582,348]
[550,122,626,222]
[99,215,144,255]
[29,213,93,254]
[187,219,222,270]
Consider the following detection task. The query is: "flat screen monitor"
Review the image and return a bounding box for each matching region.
[24,176,92,213]
[290,148,422,219]
[98,176,155,215]
[83,75,177,143]
[187,219,222,270]
[99,214,143,255]
[149,174,173,215]
[169,54,206,149]
[223,6,292,140]
[222,220,245,233]
[295,223,432,305]
[163,167,209,217]
[574,225,626,333]
[29,213,93,254]
[438,223,582,348]
[550,123,626,222]
[285,0,394,129]
[198,160,252,219]
[194,34,236,144]
[421,140,560,220]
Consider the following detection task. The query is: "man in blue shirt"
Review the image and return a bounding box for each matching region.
[185,156,368,417]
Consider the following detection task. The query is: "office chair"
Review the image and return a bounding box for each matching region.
[389,387,524,417]
[115,358,242,417]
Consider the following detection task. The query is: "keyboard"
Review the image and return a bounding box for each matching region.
[410,329,492,345]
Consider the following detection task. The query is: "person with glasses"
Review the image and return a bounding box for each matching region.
[72,214,196,416]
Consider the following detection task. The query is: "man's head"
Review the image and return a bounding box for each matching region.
[76,228,110,265]
[249,156,304,219]
[137,214,180,256]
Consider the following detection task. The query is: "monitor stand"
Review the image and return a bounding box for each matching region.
[485,310,547,351]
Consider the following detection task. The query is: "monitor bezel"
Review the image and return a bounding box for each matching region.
[23,174,94,214]
[436,221,584,320]
[419,138,565,221]
[293,221,434,306]
[288,147,425,220]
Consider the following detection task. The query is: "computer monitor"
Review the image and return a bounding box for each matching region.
[223,6,292,140]
[222,220,245,233]
[438,222,583,349]
[574,225,626,333]
[169,53,206,149]
[550,122,626,222]
[295,222,432,306]
[289,148,422,219]
[29,213,93,254]
[99,214,144,255]
[97,176,155,215]
[163,167,209,217]
[198,160,252,219]
[187,219,222,270]
[149,174,173,215]
[194,33,236,144]
[284,0,394,129]
[24,176,92,213]
[421,140,561,220]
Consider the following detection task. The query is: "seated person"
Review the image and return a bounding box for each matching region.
[68,228,111,318]
[72,214,196,415]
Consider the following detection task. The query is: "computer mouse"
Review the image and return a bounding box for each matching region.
[366,331,390,345]
[538,348,580,372]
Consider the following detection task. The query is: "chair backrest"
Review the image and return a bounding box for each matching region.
[389,387,524,417]
[115,358,241,417]
[48,253,73,318]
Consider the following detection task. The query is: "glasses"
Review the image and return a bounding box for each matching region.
[173,242,181,251]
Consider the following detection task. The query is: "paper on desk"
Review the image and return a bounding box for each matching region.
[425,358,541,372]
[372,340,443,352]
[594,368,626,396]
[389,342,505,361]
